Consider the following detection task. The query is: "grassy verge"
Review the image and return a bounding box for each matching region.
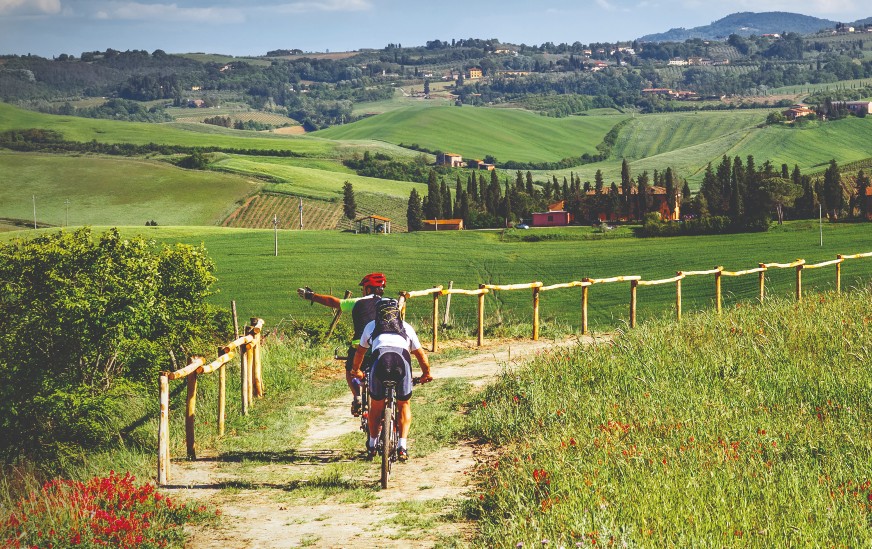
[466,285,872,547]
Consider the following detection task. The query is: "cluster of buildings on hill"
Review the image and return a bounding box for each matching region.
[436,152,495,171]
[783,101,872,120]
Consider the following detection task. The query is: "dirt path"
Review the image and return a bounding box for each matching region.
[171,335,606,548]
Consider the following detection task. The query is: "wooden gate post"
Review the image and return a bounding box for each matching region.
[715,267,723,314]
[581,281,589,335]
[477,285,485,347]
[247,327,255,405]
[217,347,226,436]
[796,263,803,301]
[758,264,766,302]
[432,291,439,352]
[675,274,682,321]
[185,372,198,460]
[532,286,540,341]
[836,255,843,294]
[158,373,169,485]
[630,279,638,329]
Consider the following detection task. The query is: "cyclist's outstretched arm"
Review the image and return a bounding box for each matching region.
[296,287,342,309]
[411,348,432,383]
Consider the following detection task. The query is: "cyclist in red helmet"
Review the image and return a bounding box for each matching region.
[297,273,386,416]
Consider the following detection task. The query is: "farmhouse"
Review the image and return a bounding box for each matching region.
[531,201,573,227]
[467,159,495,171]
[468,67,483,79]
[437,152,464,167]
[832,101,872,115]
[422,219,464,231]
[188,99,206,108]
[355,215,392,234]
[783,104,815,120]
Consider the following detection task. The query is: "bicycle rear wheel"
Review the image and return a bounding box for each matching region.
[380,399,395,489]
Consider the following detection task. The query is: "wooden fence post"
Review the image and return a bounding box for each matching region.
[185,372,198,460]
[477,284,485,347]
[796,263,803,301]
[247,325,255,405]
[253,334,263,397]
[158,373,169,485]
[836,255,843,294]
[630,279,638,328]
[715,267,723,314]
[432,291,439,352]
[240,339,249,416]
[758,264,766,302]
[443,281,453,325]
[581,281,589,335]
[532,286,540,341]
[251,318,264,398]
[217,347,226,437]
[675,274,682,322]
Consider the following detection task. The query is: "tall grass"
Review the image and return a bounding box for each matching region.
[467,285,872,546]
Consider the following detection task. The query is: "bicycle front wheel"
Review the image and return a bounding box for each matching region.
[380,399,394,489]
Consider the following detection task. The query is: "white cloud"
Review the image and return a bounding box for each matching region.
[0,0,62,16]
[92,2,245,22]
[268,0,372,14]
[595,0,616,11]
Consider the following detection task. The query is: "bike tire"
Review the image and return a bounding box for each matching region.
[380,399,394,489]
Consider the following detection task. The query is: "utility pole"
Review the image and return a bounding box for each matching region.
[299,198,303,230]
[819,203,823,247]
[273,214,278,257]
[64,199,70,227]
[32,195,36,229]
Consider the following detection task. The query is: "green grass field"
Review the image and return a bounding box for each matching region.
[729,117,872,172]
[211,155,428,200]
[0,103,338,157]
[315,105,625,163]
[0,152,257,226]
[468,286,872,546]
[6,222,865,338]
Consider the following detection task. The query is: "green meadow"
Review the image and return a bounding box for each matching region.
[0,102,336,156]
[315,105,625,163]
[212,155,428,200]
[5,222,863,338]
[0,152,257,226]
[469,287,872,546]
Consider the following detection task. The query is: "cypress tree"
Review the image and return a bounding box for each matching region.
[441,179,452,219]
[407,188,423,231]
[342,181,356,220]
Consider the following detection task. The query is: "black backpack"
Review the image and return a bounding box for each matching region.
[370,298,408,343]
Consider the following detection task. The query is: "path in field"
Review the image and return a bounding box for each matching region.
[170,335,607,548]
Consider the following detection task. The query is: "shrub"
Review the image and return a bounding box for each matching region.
[0,228,228,464]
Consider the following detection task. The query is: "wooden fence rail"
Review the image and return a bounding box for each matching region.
[158,317,265,486]
[400,251,871,347]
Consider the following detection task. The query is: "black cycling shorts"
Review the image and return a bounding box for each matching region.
[367,347,413,401]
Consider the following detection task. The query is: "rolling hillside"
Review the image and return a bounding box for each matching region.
[0,152,257,227]
[315,106,625,164]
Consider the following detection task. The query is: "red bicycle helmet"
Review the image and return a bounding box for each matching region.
[359,272,387,288]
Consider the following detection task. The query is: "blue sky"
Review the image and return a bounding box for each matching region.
[0,0,868,58]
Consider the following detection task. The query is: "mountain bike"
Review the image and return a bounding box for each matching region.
[378,376,422,489]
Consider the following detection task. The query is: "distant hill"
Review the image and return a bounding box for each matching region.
[639,11,836,42]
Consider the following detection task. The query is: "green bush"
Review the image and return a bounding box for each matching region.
[0,228,228,465]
